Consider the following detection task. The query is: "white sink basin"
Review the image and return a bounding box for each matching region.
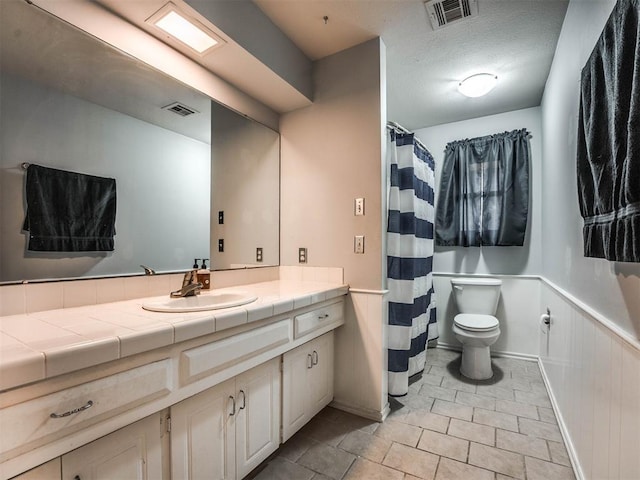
[142,292,258,313]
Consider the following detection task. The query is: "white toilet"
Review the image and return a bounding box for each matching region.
[450,277,502,380]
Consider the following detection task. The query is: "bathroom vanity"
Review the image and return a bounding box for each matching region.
[0,280,347,479]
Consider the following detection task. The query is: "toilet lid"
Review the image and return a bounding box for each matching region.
[454,314,499,332]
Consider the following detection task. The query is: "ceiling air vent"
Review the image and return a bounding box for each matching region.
[162,102,199,117]
[424,0,478,30]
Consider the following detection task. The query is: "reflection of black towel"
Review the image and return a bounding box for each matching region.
[576,0,640,262]
[23,164,117,252]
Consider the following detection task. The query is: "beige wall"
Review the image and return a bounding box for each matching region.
[280,38,389,419]
[280,38,386,291]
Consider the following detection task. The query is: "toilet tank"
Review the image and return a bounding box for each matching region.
[450,277,502,315]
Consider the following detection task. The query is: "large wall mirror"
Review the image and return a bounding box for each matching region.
[0,0,280,284]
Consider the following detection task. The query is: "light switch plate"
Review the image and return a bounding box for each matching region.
[354,236,365,254]
[355,198,365,216]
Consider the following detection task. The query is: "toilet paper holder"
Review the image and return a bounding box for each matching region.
[540,307,551,333]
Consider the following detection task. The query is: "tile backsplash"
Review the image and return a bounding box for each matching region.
[0,266,344,317]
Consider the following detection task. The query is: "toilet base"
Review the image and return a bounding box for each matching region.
[460,345,493,380]
[452,322,500,381]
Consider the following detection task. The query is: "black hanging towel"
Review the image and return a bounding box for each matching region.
[23,164,117,252]
[576,0,640,262]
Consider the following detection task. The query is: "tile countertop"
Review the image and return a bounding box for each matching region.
[0,280,349,392]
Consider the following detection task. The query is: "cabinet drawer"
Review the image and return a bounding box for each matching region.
[0,360,171,460]
[294,301,344,339]
[181,320,291,385]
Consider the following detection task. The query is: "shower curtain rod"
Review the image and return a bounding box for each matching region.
[387,121,428,153]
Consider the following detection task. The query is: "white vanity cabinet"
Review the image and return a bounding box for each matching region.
[2,293,346,480]
[282,332,334,442]
[61,412,166,480]
[170,358,280,480]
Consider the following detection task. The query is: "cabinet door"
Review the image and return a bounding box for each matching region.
[282,332,335,442]
[171,379,236,480]
[308,333,334,418]
[235,358,281,479]
[282,343,312,442]
[61,413,164,480]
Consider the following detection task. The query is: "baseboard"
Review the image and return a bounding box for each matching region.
[435,342,538,362]
[537,358,585,480]
[433,343,461,353]
[490,350,538,361]
[329,400,390,422]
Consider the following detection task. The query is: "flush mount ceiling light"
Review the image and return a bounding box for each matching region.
[458,73,498,98]
[146,2,225,55]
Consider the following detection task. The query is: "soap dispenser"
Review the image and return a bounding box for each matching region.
[197,258,210,289]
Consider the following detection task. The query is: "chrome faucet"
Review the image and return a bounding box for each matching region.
[170,270,203,297]
[140,264,156,275]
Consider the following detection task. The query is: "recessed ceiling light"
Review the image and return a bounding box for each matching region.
[458,73,498,98]
[147,3,224,55]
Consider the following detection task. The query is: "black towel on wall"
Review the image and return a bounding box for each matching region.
[576,0,640,262]
[23,164,117,252]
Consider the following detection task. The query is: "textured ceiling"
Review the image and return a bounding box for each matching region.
[6,0,570,134]
[254,0,570,130]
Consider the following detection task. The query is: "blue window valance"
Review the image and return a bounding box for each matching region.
[435,129,531,247]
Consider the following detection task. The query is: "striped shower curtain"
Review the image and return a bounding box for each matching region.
[387,125,438,397]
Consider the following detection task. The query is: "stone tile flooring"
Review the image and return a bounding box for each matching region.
[250,348,576,480]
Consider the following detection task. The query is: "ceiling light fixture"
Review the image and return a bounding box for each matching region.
[147,3,224,55]
[458,73,498,98]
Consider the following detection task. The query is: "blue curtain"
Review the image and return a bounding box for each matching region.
[435,129,530,247]
[387,126,438,397]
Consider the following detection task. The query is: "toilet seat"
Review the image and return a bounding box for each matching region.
[454,313,499,332]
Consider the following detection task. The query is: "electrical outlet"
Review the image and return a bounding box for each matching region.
[256,247,263,262]
[218,211,224,224]
[355,198,365,216]
[298,247,307,263]
[354,235,365,254]
[218,239,224,252]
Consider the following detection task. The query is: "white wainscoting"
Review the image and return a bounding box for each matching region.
[332,289,390,421]
[434,272,640,479]
[540,280,640,480]
[433,274,541,358]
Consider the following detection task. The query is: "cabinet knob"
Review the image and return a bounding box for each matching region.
[318,313,329,319]
[74,476,81,480]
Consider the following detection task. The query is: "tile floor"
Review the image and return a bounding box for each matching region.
[251,348,576,480]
